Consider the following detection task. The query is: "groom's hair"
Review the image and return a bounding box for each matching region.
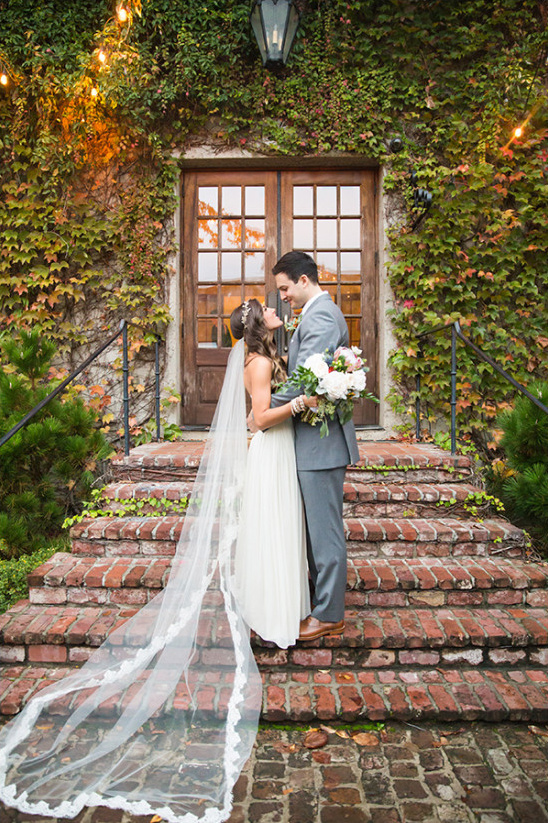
[272,251,319,284]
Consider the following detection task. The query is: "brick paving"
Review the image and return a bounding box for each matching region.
[2,721,548,822]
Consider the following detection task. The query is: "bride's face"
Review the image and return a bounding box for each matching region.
[262,305,283,331]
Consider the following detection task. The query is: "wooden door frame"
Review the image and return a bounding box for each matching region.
[180,161,380,427]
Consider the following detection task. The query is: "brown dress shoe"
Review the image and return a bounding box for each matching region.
[298,616,345,641]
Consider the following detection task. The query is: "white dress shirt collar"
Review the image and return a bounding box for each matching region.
[301,290,327,316]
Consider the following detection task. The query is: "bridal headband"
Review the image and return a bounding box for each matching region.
[242,300,251,328]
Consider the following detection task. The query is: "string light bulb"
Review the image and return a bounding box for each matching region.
[98,50,107,64]
[0,74,8,86]
[91,87,98,98]
[117,6,129,22]
[514,126,523,138]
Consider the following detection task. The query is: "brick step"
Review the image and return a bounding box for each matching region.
[261,667,548,723]
[27,553,172,606]
[2,663,548,723]
[110,441,474,484]
[27,553,548,608]
[102,479,485,520]
[3,602,548,668]
[346,516,525,558]
[343,482,489,518]
[69,515,525,559]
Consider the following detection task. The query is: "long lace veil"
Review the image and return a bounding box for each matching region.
[0,338,261,823]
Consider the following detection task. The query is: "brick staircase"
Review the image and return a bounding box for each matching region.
[2,441,548,723]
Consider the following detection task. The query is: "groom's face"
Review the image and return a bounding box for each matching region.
[275,272,308,310]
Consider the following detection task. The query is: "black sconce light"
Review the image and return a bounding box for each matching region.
[250,0,301,70]
[410,170,432,231]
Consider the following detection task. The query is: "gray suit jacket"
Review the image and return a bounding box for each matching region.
[271,293,360,471]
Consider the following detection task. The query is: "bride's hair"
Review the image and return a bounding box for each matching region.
[230,299,286,385]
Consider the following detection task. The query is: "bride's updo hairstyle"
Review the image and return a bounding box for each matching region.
[230,298,286,385]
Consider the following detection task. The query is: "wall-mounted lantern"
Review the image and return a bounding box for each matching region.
[410,170,433,231]
[250,0,301,70]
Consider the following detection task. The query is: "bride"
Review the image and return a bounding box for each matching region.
[0,300,314,823]
[230,299,312,648]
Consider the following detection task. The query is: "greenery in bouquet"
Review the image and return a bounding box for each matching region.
[287,347,378,437]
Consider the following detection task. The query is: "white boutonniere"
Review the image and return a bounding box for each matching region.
[284,314,302,334]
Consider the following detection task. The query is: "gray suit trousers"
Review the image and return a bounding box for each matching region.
[297,466,347,622]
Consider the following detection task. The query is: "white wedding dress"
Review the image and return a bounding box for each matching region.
[234,418,310,648]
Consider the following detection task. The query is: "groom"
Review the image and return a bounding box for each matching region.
[271,251,360,641]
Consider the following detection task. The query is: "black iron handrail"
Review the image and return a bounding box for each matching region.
[0,320,162,456]
[415,320,548,454]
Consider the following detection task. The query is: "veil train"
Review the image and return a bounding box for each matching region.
[0,339,261,823]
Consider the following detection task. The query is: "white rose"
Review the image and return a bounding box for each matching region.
[304,353,329,379]
[318,370,351,402]
[349,370,366,393]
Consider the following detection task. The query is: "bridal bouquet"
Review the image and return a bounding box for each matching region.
[287,346,377,437]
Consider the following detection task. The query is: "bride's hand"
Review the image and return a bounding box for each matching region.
[304,395,318,409]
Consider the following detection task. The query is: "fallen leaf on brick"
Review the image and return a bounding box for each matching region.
[352,732,379,747]
[36,724,54,730]
[320,724,350,739]
[318,669,330,674]
[339,674,353,681]
[282,788,294,795]
[150,816,163,822]
[528,725,548,738]
[272,740,297,754]
[303,729,329,749]
[432,736,449,747]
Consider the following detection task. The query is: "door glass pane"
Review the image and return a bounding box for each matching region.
[221,285,242,316]
[317,252,338,282]
[316,186,337,216]
[245,252,265,282]
[221,186,241,216]
[293,219,313,248]
[198,253,217,282]
[347,318,360,348]
[245,186,265,215]
[198,220,218,249]
[198,187,218,216]
[293,186,313,216]
[221,219,242,249]
[244,283,265,301]
[197,285,217,315]
[244,219,265,249]
[341,284,361,314]
[340,252,362,281]
[340,186,360,216]
[316,219,337,249]
[323,284,338,303]
[198,318,218,348]
[340,219,361,248]
[221,252,241,281]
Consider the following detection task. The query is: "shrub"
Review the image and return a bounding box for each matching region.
[489,382,548,555]
[0,330,111,558]
[0,539,67,614]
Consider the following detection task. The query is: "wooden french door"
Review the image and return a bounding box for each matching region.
[181,168,378,426]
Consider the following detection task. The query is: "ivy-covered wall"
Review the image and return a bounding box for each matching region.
[0,0,546,447]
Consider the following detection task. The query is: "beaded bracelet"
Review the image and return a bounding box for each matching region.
[291,395,306,416]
